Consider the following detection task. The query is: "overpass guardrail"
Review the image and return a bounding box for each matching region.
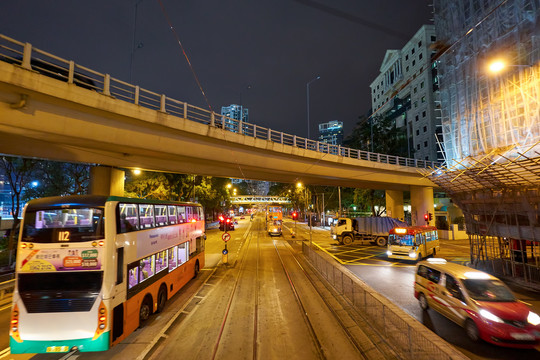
[0,33,441,170]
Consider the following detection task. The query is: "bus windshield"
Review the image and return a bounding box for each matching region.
[389,234,415,246]
[22,208,104,243]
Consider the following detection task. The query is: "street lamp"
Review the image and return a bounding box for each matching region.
[306,76,320,139]
[487,59,531,74]
[130,0,145,84]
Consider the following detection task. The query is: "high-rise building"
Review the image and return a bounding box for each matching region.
[318,120,344,145]
[220,104,249,133]
[369,25,443,162]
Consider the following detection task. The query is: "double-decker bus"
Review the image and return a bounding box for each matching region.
[386,225,439,261]
[266,205,282,236]
[9,195,205,354]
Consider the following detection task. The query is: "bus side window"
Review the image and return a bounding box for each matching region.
[119,203,139,233]
[186,207,193,221]
[155,205,167,227]
[139,204,155,229]
[177,206,186,223]
[168,206,177,225]
[128,263,139,289]
[198,207,204,222]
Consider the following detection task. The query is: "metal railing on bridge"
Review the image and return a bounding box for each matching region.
[230,196,290,204]
[0,34,441,170]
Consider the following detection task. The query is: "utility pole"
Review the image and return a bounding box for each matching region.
[338,186,341,218]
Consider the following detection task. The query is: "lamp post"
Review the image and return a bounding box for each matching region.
[487,59,531,74]
[130,0,145,84]
[306,76,320,139]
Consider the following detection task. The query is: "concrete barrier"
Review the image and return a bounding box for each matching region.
[302,242,469,360]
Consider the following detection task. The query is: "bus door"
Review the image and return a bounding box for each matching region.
[416,233,426,256]
[111,246,125,343]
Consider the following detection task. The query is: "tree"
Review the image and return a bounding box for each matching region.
[124,171,231,221]
[353,189,386,216]
[124,172,172,200]
[22,161,90,200]
[0,157,39,265]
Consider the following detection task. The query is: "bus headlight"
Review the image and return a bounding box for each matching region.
[332,234,336,239]
[386,250,392,256]
[409,251,417,258]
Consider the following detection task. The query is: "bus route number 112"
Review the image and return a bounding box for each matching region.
[58,231,70,242]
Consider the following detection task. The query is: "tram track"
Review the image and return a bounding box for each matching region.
[210,221,261,360]
[146,217,383,360]
[272,239,371,359]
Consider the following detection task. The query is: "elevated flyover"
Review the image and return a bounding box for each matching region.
[0,35,437,224]
[0,35,437,191]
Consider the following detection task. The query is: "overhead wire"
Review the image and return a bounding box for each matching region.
[156,0,251,182]
[156,0,214,113]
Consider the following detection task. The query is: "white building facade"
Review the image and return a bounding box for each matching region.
[370,25,443,162]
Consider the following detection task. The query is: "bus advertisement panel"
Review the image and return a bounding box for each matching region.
[386,225,439,261]
[10,195,205,354]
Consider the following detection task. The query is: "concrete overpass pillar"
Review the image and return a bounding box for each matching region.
[410,186,434,226]
[89,166,125,196]
[385,190,404,221]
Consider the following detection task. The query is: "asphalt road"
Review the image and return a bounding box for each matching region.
[0,215,388,360]
[285,220,540,360]
[1,217,539,359]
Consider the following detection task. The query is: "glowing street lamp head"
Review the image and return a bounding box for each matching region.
[296,182,303,188]
[488,60,506,73]
[132,169,142,175]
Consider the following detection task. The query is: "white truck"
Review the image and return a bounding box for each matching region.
[331,217,407,246]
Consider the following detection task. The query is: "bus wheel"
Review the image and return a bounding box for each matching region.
[139,296,152,326]
[376,237,387,247]
[419,293,429,311]
[193,260,200,279]
[342,235,353,245]
[157,285,167,313]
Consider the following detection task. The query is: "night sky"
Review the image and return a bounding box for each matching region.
[0,0,432,139]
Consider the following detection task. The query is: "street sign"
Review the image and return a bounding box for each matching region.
[222,232,231,242]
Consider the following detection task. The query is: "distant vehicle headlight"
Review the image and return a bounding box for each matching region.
[479,309,504,323]
[528,311,540,325]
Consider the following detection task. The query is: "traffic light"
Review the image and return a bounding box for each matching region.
[292,212,298,220]
[225,218,231,231]
[424,213,429,222]
[429,213,433,221]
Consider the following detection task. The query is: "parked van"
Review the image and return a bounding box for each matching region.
[414,258,540,348]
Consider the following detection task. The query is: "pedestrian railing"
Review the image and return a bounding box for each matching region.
[0,33,441,170]
[302,242,469,360]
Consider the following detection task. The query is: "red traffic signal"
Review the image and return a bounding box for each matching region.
[292,212,298,220]
[424,213,429,221]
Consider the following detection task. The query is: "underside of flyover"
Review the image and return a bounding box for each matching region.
[0,59,435,192]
